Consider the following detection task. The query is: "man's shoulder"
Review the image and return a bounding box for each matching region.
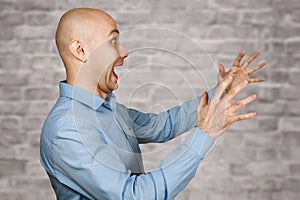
[42,97,75,133]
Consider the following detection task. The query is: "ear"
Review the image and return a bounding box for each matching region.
[69,40,87,62]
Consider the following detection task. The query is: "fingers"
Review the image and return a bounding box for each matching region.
[212,76,233,102]
[249,78,266,83]
[233,51,246,67]
[231,112,256,123]
[230,94,256,112]
[241,52,260,69]
[247,61,267,74]
[218,64,226,77]
[197,92,208,112]
[227,80,248,101]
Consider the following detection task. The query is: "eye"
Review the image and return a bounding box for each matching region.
[112,37,118,45]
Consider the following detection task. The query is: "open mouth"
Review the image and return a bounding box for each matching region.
[112,67,118,81]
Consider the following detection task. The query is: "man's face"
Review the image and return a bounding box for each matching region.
[85,19,128,97]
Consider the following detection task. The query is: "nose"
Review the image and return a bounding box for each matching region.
[115,44,128,66]
[119,44,128,59]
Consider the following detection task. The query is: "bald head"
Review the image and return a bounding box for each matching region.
[55,8,117,63]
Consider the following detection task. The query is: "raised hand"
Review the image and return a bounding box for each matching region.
[197,76,256,140]
[217,51,266,92]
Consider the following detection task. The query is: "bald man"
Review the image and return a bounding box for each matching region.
[40,8,265,200]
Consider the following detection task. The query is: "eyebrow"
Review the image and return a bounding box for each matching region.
[108,29,119,36]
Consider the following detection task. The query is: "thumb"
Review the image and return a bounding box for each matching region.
[218,64,226,77]
[197,91,208,113]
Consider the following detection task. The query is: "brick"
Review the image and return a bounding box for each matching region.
[221,41,255,54]
[0,159,27,177]
[290,9,300,23]
[274,26,300,38]
[0,146,17,159]
[240,11,277,26]
[56,0,120,11]
[248,191,272,200]
[286,40,300,54]
[256,86,281,102]
[30,55,62,69]
[211,0,248,8]
[16,145,40,160]
[272,191,300,200]
[185,10,217,25]
[22,115,46,131]
[282,131,300,146]
[0,86,22,101]
[272,0,300,10]
[232,177,279,191]
[0,12,25,26]
[206,146,256,164]
[196,163,230,179]
[28,70,55,85]
[286,100,300,116]
[215,179,242,192]
[279,117,300,132]
[278,147,300,161]
[258,116,278,131]
[0,40,24,54]
[25,13,55,26]
[217,11,239,25]
[289,164,300,176]
[25,101,54,115]
[249,162,288,176]
[280,85,300,100]
[268,70,288,83]
[230,163,251,176]
[24,86,57,101]
[116,12,154,25]
[190,176,219,190]
[14,26,55,39]
[24,40,52,54]
[198,41,223,54]
[0,0,15,11]
[11,177,51,190]
[123,54,149,69]
[0,27,14,40]
[281,178,300,192]
[26,161,48,177]
[256,148,278,161]
[288,70,300,86]
[0,130,27,147]
[244,133,282,148]
[0,102,27,115]
[15,0,56,11]
[228,117,259,132]
[1,116,21,131]
[207,191,247,200]
[0,55,22,71]
[0,72,29,86]
[246,101,285,116]
[207,25,255,39]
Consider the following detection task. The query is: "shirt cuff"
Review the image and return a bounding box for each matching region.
[183,128,214,158]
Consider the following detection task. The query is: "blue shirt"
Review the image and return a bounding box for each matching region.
[40,81,214,200]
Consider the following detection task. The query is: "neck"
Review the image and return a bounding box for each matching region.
[66,72,108,100]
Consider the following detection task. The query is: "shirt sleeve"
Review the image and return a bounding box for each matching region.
[128,88,215,143]
[52,126,214,200]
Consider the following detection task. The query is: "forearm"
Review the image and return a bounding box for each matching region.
[124,129,214,199]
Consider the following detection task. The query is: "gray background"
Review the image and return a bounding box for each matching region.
[1,0,300,199]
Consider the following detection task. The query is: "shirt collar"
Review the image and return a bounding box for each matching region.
[59,81,108,110]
